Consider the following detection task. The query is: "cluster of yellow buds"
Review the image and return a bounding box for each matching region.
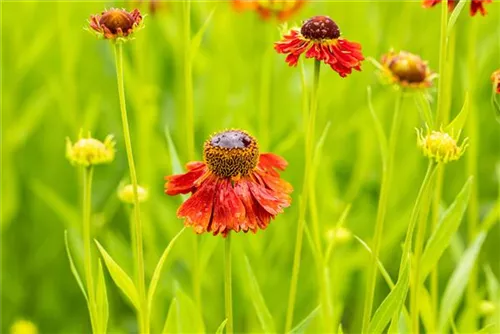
[416,127,468,164]
[66,132,115,167]
[118,184,149,204]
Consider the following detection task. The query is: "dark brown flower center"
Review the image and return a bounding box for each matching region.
[204,130,259,178]
[99,9,134,33]
[388,53,427,83]
[300,16,340,40]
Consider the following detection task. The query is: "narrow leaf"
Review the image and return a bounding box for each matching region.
[414,92,434,128]
[94,239,140,310]
[438,232,487,331]
[447,0,467,36]
[420,177,473,281]
[445,93,469,134]
[191,7,217,61]
[288,305,321,334]
[243,255,276,333]
[353,235,395,289]
[96,259,109,334]
[162,298,178,334]
[215,319,228,334]
[367,86,388,162]
[64,230,88,301]
[164,126,183,175]
[368,256,411,334]
[148,227,186,315]
[172,283,205,333]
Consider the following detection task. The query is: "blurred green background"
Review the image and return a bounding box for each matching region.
[1,1,499,333]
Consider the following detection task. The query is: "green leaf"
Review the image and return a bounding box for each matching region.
[353,235,395,289]
[148,227,186,316]
[447,0,467,36]
[215,319,228,334]
[243,255,276,333]
[96,259,109,334]
[368,256,410,334]
[367,86,388,163]
[94,239,140,310]
[338,323,344,334]
[191,7,217,61]
[419,285,436,333]
[164,126,184,175]
[420,177,473,282]
[162,298,179,334]
[64,230,88,301]
[445,93,469,134]
[288,305,320,334]
[438,232,487,331]
[414,91,434,128]
[313,121,331,168]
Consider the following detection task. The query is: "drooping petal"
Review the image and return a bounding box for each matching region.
[164,162,207,195]
[211,179,246,236]
[253,170,293,202]
[248,181,289,216]
[177,175,218,233]
[234,180,260,233]
[258,153,288,172]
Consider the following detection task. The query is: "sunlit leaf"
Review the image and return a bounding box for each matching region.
[420,177,473,282]
[161,298,179,334]
[447,0,467,36]
[445,93,469,134]
[64,230,87,301]
[191,7,217,61]
[96,259,109,334]
[94,239,140,310]
[215,319,228,334]
[288,305,320,334]
[243,255,276,333]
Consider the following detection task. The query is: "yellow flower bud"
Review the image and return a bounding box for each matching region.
[10,320,38,334]
[66,132,115,167]
[478,300,496,316]
[416,128,468,164]
[118,184,148,204]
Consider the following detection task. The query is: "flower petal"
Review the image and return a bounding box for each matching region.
[165,162,207,195]
[211,179,246,237]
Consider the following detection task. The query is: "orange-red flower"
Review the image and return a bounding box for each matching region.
[491,69,500,94]
[232,0,305,21]
[379,50,436,89]
[165,130,292,237]
[422,0,492,16]
[274,16,364,77]
[89,8,143,41]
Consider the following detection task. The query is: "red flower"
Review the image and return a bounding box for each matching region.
[165,130,292,237]
[232,0,305,21]
[422,0,492,16]
[492,69,500,94]
[274,16,364,77]
[89,8,143,41]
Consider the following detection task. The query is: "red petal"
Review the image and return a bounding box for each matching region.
[234,180,268,231]
[248,181,289,216]
[259,153,288,171]
[211,179,246,236]
[165,162,207,195]
[177,175,218,234]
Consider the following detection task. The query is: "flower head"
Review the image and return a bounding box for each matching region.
[379,50,435,89]
[89,8,144,42]
[66,132,115,167]
[118,184,149,204]
[232,0,305,21]
[491,69,500,94]
[422,0,492,16]
[165,129,292,237]
[417,127,468,163]
[10,320,38,334]
[274,15,364,77]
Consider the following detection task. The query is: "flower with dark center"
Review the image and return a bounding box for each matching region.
[491,69,500,94]
[379,50,436,89]
[232,0,305,21]
[89,8,143,42]
[165,130,292,237]
[274,15,364,77]
[422,0,492,16]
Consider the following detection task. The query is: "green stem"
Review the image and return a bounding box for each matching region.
[114,42,148,334]
[411,163,436,334]
[435,0,449,126]
[83,166,98,333]
[258,24,274,151]
[183,1,201,307]
[362,91,403,333]
[224,234,233,334]
[466,19,479,331]
[284,60,321,333]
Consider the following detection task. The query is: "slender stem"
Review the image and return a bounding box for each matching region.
[183,1,201,307]
[258,23,274,151]
[362,91,403,333]
[224,234,233,334]
[83,166,98,333]
[466,19,479,331]
[435,0,449,125]
[411,163,436,334]
[114,42,148,334]
[284,60,321,333]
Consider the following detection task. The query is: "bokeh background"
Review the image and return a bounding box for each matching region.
[2,1,499,333]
